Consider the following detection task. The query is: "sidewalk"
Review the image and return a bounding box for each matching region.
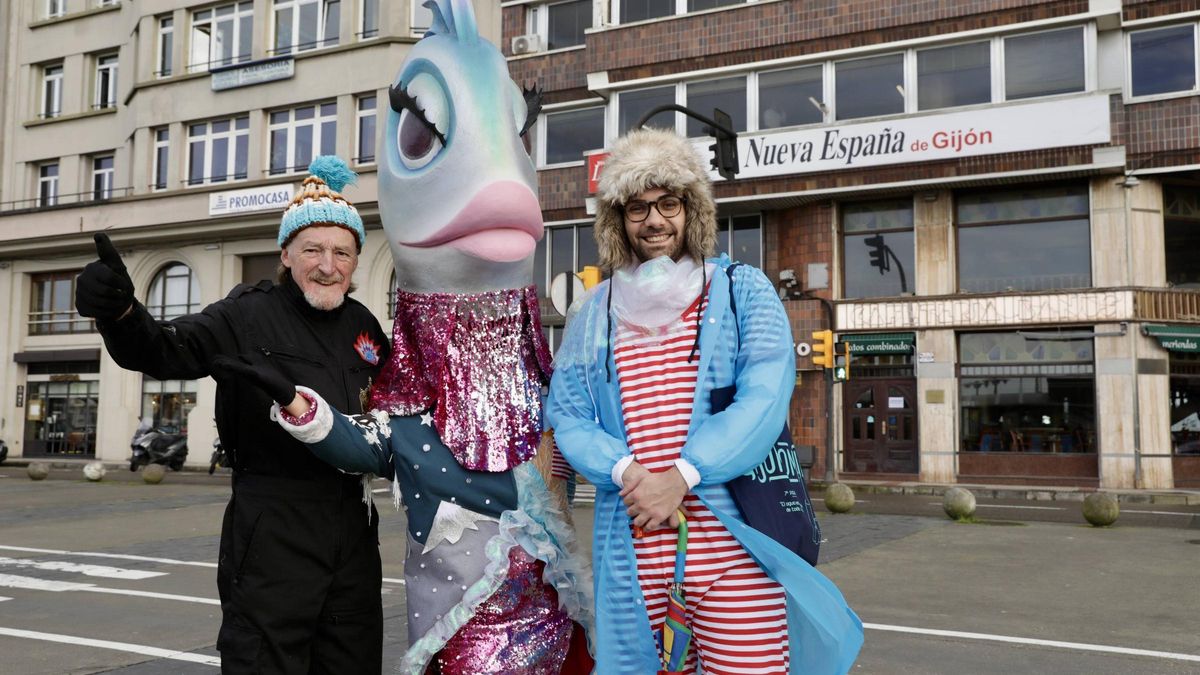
[812,478,1200,506]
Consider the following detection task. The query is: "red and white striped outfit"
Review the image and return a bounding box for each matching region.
[614,294,789,675]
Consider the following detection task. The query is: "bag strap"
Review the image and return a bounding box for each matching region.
[726,262,744,352]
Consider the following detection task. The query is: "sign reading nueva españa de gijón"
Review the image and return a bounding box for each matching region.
[692,94,1111,180]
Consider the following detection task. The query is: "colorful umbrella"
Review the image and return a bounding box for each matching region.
[655,510,691,675]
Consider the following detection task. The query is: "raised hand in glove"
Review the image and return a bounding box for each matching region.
[75,233,135,320]
[209,353,305,414]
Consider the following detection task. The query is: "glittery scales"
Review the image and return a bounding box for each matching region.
[370,286,553,472]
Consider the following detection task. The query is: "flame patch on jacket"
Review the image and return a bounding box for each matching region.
[354,332,381,365]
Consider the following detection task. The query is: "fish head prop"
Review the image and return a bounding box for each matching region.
[381,0,544,294]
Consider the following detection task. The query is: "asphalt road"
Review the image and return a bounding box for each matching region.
[1,466,1197,674]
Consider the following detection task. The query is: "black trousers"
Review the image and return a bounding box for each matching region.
[216,475,383,675]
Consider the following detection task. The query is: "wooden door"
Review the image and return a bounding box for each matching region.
[843,378,918,473]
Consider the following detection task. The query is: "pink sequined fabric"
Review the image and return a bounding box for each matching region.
[434,549,573,675]
[369,286,553,472]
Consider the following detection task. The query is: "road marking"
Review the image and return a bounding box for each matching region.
[0,556,167,580]
[864,622,1200,663]
[0,597,10,602]
[925,502,1064,511]
[1126,510,1197,517]
[84,586,220,605]
[0,545,216,569]
[0,626,220,666]
[811,498,870,504]
[382,577,406,585]
[0,573,218,605]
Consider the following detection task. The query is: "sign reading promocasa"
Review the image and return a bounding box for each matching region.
[692,94,1110,180]
[209,184,294,217]
[211,57,295,91]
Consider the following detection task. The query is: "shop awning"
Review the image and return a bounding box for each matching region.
[13,349,101,363]
[841,332,915,355]
[1143,324,1200,353]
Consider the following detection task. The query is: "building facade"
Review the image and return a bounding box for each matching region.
[506,0,1200,489]
[0,0,499,466]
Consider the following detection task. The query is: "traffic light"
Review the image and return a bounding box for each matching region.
[833,343,851,382]
[577,265,601,290]
[811,330,834,369]
[706,108,739,181]
[865,234,889,273]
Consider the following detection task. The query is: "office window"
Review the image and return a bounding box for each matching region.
[269,102,337,175]
[30,272,94,335]
[38,163,60,207]
[618,85,676,135]
[533,222,602,353]
[1164,186,1200,288]
[956,185,1090,293]
[141,377,198,435]
[685,77,746,137]
[836,53,904,120]
[94,54,118,110]
[187,116,249,185]
[153,128,170,190]
[1004,27,1085,100]
[190,2,253,72]
[619,0,673,23]
[529,0,590,51]
[714,214,762,269]
[356,95,376,163]
[543,107,604,166]
[46,0,65,19]
[274,0,340,54]
[918,41,991,110]
[147,263,200,321]
[92,156,114,200]
[158,16,174,77]
[412,0,433,34]
[42,64,63,119]
[360,0,378,38]
[1130,24,1197,97]
[843,199,914,299]
[759,65,824,129]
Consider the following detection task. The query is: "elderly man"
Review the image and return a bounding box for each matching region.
[547,129,861,674]
[74,157,389,675]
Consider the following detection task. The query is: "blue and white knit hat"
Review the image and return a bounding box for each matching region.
[277,156,366,251]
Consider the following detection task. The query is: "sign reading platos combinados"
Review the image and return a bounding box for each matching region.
[693,94,1111,180]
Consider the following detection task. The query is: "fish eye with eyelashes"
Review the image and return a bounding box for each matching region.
[389,74,449,170]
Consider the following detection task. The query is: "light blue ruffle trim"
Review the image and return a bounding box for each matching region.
[396,463,594,674]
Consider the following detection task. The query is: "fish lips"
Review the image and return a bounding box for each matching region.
[398,181,544,263]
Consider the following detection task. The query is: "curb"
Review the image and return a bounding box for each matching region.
[809,480,1200,506]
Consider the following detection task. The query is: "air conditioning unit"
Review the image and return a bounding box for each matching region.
[511,34,543,55]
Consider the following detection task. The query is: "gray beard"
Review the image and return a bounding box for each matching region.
[303,290,346,311]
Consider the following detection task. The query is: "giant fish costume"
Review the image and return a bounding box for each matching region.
[273,1,594,672]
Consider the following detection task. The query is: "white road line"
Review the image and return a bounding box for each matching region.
[83,586,220,606]
[811,498,870,504]
[0,574,93,592]
[864,622,1200,663]
[924,502,1064,511]
[1124,510,1197,517]
[0,597,11,602]
[0,556,167,580]
[0,626,220,666]
[0,545,216,569]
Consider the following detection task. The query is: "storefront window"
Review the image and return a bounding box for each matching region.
[843,199,914,299]
[1164,186,1200,288]
[1171,353,1200,456]
[141,377,198,434]
[715,214,762,268]
[533,222,603,353]
[959,332,1096,454]
[956,185,1090,293]
[24,379,99,458]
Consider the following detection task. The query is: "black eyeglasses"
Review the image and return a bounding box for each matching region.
[622,196,686,222]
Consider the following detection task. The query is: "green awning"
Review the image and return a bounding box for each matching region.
[840,332,915,355]
[1143,324,1200,353]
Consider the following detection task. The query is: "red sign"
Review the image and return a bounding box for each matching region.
[586,152,609,195]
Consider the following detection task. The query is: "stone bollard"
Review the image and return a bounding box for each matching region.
[942,487,977,520]
[83,461,107,482]
[824,483,855,513]
[142,463,167,485]
[27,462,50,481]
[1082,492,1119,527]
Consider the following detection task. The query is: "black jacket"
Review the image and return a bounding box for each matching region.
[98,276,390,484]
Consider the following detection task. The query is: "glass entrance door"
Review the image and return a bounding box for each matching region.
[24,380,99,457]
[843,378,918,473]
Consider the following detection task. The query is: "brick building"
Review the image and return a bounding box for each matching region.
[505,0,1200,489]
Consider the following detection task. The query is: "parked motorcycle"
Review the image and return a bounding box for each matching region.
[0,439,8,464]
[129,423,188,472]
[208,436,228,475]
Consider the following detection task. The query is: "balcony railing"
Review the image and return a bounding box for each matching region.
[0,186,132,213]
[1136,288,1200,322]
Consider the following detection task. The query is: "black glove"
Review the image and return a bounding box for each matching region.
[209,353,298,406]
[75,233,135,320]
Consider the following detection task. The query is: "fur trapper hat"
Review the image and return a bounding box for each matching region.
[594,128,717,271]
